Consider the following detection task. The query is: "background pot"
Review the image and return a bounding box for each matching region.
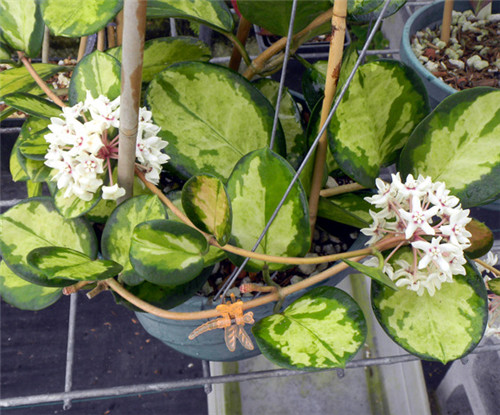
[399,0,500,108]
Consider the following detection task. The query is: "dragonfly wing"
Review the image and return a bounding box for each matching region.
[236,326,254,351]
[224,325,237,352]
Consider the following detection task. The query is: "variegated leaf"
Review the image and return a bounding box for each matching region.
[181,174,232,245]
[237,0,331,37]
[68,51,121,105]
[3,92,62,119]
[371,260,488,363]
[318,193,372,229]
[399,88,500,208]
[147,62,285,180]
[226,148,310,271]
[489,279,500,296]
[106,36,211,83]
[347,0,384,15]
[349,0,406,22]
[465,219,493,259]
[54,189,102,219]
[253,286,367,369]
[27,247,122,282]
[10,135,30,182]
[102,195,168,286]
[0,64,62,98]
[254,78,306,170]
[0,261,62,311]
[18,126,50,160]
[0,0,44,57]
[329,60,429,187]
[147,0,233,32]
[26,180,42,197]
[0,41,14,63]
[40,0,123,37]
[130,220,209,287]
[0,198,97,287]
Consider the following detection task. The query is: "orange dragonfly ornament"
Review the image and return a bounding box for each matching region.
[188,294,255,352]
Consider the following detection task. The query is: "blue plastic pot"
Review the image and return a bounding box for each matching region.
[400,0,499,108]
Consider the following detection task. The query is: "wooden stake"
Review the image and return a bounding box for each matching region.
[107,24,116,49]
[77,36,88,62]
[307,0,348,234]
[97,28,105,51]
[229,16,252,72]
[440,0,454,44]
[116,10,124,46]
[42,26,50,63]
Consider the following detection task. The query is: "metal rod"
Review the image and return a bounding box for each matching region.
[0,127,22,134]
[63,293,78,410]
[269,0,299,151]
[202,360,212,394]
[3,344,500,408]
[216,0,394,300]
[42,26,50,64]
[169,18,177,37]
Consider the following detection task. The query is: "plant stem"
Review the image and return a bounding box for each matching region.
[476,259,500,277]
[308,0,348,234]
[116,0,147,204]
[42,26,50,64]
[320,182,365,197]
[229,16,252,71]
[226,31,252,67]
[17,52,66,108]
[440,0,454,44]
[243,8,333,80]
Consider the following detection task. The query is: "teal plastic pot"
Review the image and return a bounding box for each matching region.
[136,237,366,362]
[400,0,499,108]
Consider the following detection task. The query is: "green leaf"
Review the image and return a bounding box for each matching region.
[253,286,367,369]
[347,0,384,15]
[102,195,168,286]
[302,60,327,112]
[237,0,331,37]
[226,148,310,271]
[349,0,406,23]
[371,261,488,363]
[130,219,209,287]
[488,279,500,296]
[147,0,233,32]
[68,50,121,105]
[343,258,398,290]
[181,174,232,245]
[54,189,102,219]
[10,134,30,182]
[0,197,98,287]
[0,64,63,98]
[3,92,62,119]
[0,41,14,63]
[40,0,123,37]
[399,88,500,208]
[106,36,211,83]
[254,78,306,169]
[27,247,122,282]
[147,61,285,180]
[465,219,494,259]
[18,126,50,160]
[329,60,429,187]
[26,180,42,197]
[0,261,62,311]
[0,0,44,57]
[318,193,371,229]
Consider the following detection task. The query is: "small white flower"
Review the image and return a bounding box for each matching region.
[412,237,459,274]
[102,184,126,200]
[399,196,438,239]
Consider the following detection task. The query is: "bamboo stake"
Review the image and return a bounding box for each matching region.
[42,26,50,63]
[77,36,88,62]
[107,24,116,49]
[308,0,348,233]
[97,29,105,51]
[117,0,147,203]
[440,0,454,44]
[228,16,252,71]
[116,10,124,46]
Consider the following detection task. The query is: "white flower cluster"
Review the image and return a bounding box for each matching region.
[361,173,472,296]
[44,92,169,201]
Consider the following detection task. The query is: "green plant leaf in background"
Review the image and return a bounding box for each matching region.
[488,279,500,296]
[254,78,306,170]
[147,0,234,32]
[27,247,122,282]
[253,286,367,369]
[347,0,384,15]
[0,198,98,287]
[226,148,310,271]
[68,50,121,105]
[130,219,209,287]
[3,92,62,119]
[343,258,398,290]
[54,188,102,219]
[147,62,285,180]
[0,261,62,311]
[0,41,14,63]
[399,88,500,208]
[18,125,50,160]
[318,192,372,229]
[0,64,63,98]
[329,60,429,187]
[464,219,494,259]
[349,0,406,22]
[0,0,44,57]
[106,36,211,83]
[237,0,331,37]
[371,258,488,363]
[102,195,168,286]
[181,174,232,245]
[26,180,42,197]
[40,0,123,37]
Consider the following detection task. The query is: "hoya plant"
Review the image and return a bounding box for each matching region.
[1,0,499,370]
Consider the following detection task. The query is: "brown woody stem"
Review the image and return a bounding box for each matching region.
[320,182,366,197]
[229,16,252,71]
